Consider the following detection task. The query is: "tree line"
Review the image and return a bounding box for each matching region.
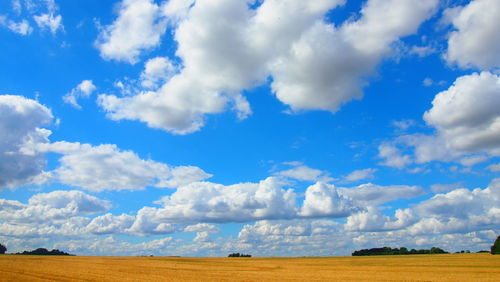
[228,253,252,257]
[0,244,72,256]
[352,247,447,256]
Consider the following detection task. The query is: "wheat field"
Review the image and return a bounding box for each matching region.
[0,253,499,281]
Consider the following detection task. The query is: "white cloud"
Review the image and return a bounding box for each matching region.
[381,71,500,168]
[28,190,111,215]
[339,183,424,206]
[6,19,32,35]
[63,80,97,109]
[0,95,53,189]
[152,177,297,223]
[300,182,360,218]
[99,0,438,134]
[34,13,63,34]
[95,0,168,64]
[140,57,177,89]
[0,190,110,234]
[445,0,500,70]
[345,207,417,232]
[342,168,377,183]
[86,213,135,235]
[38,142,211,192]
[377,143,411,169]
[423,72,500,154]
[277,164,333,182]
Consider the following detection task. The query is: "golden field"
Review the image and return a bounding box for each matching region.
[0,253,499,281]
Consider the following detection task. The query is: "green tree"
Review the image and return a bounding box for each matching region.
[0,243,6,254]
[491,236,500,255]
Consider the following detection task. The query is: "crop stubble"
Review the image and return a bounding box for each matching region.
[0,253,499,281]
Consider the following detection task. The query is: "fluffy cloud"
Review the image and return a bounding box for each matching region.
[86,213,135,235]
[62,80,97,109]
[300,182,360,218]
[140,57,177,89]
[379,71,500,167]
[38,142,211,192]
[344,178,500,236]
[0,95,53,189]
[95,0,168,63]
[152,177,298,223]
[98,0,438,134]
[0,190,110,236]
[424,71,500,154]
[236,219,350,256]
[445,0,500,70]
[377,143,411,168]
[345,207,417,232]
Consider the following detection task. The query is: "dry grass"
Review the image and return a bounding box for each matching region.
[0,253,499,281]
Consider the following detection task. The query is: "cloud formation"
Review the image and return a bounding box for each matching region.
[444,0,500,70]
[38,142,212,192]
[0,95,52,189]
[63,80,97,109]
[95,0,168,63]
[98,0,438,134]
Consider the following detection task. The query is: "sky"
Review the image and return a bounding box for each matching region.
[0,0,499,257]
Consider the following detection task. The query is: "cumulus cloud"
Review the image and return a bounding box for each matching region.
[0,95,53,189]
[95,0,168,63]
[140,57,177,89]
[98,0,438,134]
[37,142,211,192]
[152,177,298,223]
[62,80,97,109]
[444,0,500,70]
[344,178,500,237]
[379,71,500,168]
[300,182,360,218]
[86,213,135,235]
[345,207,417,232]
[423,71,500,154]
[0,190,110,235]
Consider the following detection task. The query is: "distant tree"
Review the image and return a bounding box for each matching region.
[228,253,251,257]
[491,236,500,255]
[16,248,72,256]
[352,247,448,256]
[0,243,6,254]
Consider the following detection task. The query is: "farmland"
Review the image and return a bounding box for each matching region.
[0,253,499,281]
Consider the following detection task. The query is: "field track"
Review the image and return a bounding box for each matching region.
[1,253,499,281]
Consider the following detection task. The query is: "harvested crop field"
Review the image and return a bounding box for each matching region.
[0,253,499,281]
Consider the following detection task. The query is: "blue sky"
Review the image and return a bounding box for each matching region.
[0,0,499,257]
